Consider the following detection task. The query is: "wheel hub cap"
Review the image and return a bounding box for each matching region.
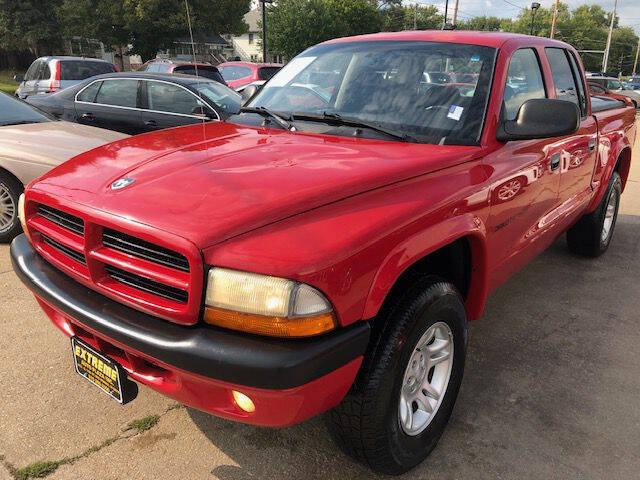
[0,183,16,233]
[399,321,454,436]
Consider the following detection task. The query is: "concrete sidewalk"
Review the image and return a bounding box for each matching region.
[1,140,638,480]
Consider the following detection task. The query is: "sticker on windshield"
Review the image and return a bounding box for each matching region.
[447,105,464,121]
[470,54,481,62]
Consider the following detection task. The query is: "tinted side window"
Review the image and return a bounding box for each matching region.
[77,81,102,102]
[546,48,579,108]
[503,48,546,121]
[566,51,587,115]
[146,81,201,115]
[24,61,40,81]
[95,80,138,107]
[60,61,115,81]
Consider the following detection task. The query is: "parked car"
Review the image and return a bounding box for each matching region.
[14,56,117,99]
[588,76,640,107]
[138,59,226,84]
[12,32,636,474]
[25,72,242,134]
[0,92,125,242]
[217,61,282,89]
[624,78,640,94]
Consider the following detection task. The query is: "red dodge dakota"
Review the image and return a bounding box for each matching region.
[11,31,636,474]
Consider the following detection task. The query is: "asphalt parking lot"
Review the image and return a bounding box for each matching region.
[1,138,639,480]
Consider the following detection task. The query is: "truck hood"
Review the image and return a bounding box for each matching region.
[33,122,478,249]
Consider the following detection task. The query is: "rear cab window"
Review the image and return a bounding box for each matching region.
[503,48,546,120]
[545,48,581,112]
[60,61,115,81]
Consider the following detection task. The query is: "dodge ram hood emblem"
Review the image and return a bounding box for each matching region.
[111,177,135,190]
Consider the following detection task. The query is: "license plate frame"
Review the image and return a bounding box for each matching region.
[71,337,125,404]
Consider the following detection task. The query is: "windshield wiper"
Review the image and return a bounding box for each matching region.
[0,120,44,127]
[290,111,418,143]
[239,106,293,130]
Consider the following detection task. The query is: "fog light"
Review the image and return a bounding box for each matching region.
[232,390,255,413]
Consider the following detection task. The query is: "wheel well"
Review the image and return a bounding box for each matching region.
[375,238,472,321]
[0,166,24,190]
[615,147,632,192]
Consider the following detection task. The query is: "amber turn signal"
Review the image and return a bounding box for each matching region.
[204,306,336,338]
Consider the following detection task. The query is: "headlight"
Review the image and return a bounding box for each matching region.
[204,267,336,337]
[18,194,31,243]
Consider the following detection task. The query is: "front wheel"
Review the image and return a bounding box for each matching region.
[0,172,23,243]
[567,171,621,257]
[327,277,467,475]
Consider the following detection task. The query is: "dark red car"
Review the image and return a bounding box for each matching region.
[12,32,636,474]
[217,61,282,89]
[138,59,226,85]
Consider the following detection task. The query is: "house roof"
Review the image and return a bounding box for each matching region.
[244,8,261,32]
[174,34,229,46]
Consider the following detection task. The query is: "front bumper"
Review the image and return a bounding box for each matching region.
[11,234,369,426]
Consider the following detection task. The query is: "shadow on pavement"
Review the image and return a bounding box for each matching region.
[189,215,640,480]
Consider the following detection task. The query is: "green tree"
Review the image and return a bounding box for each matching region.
[0,0,64,56]
[57,0,251,62]
[266,0,381,59]
[458,16,511,32]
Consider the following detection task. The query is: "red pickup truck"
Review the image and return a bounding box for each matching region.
[11,31,636,474]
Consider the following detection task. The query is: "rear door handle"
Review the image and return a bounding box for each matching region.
[550,152,561,170]
[80,113,94,121]
[145,120,157,127]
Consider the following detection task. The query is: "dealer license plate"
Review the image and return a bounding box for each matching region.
[71,337,125,403]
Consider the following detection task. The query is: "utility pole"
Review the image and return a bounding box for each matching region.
[550,0,559,39]
[452,0,460,26]
[602,0,617,73]
[414,4,417,30]
[442,0,449,29]
[633,38,640,76]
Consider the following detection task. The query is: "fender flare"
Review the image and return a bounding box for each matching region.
[361,213,489,322]
[588,137,632,212]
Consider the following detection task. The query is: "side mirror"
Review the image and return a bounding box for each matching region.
[13,74,24,83]
[240,84,261,104]
[497,99,580,142]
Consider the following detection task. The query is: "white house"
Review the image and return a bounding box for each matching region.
[225,8,285,63]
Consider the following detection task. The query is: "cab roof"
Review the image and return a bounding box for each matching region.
[324,30,572,49]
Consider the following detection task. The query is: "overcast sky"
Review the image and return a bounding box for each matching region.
[410,0,639,34]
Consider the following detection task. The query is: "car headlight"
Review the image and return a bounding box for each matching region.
[204,267,336,337]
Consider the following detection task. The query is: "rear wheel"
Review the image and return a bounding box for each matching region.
[0,172,23,243]
[327,276,467,475]
[567,171,621,257]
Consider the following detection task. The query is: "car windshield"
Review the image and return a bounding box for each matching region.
[243,41,496,145]
[0,92,52,126]
[193,82,242,114]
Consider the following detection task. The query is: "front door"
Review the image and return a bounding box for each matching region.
[484,47,562,289]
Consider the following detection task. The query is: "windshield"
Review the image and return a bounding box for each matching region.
[244,41,496,145]
[0,92,52,127]
[193,82,242,114]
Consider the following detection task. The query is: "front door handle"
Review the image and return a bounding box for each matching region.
[145,120,157,127]
[80,112,94,121]
[588,139,596,151]
[550,152,561,170]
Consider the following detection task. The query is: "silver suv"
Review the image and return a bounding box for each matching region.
[15,56,116,99]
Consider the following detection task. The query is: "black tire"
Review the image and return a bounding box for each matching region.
[567,171,621,257]
[327,276,467,475]
[0,172,23,243]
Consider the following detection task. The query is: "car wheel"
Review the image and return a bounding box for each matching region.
[567,171,621,257]
[0,172,23,243]
[327,276,467,475]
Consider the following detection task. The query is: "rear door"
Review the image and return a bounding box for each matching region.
[544,47,598,221]
[139,80,212,131]
[484,47,562,287]
[74,78,144,134]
